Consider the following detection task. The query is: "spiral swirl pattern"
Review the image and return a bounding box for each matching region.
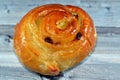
[14,4,97,76]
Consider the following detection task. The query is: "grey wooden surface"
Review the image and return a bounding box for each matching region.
[0,0,120,80]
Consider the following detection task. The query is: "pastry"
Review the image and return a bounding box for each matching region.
[14,4,97,76]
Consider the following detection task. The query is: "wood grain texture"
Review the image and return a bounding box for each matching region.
[1,64,120,80]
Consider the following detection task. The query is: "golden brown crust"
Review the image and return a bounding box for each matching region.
[14,4,97,76]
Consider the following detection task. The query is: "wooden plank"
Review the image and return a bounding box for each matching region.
[0,25,120,53]
[0,67,41,80]
[1,52,120,80]
[1,0,120,5]
[0,0,120,27]
[81,0,120,3]
[1,51,120,67]
[0,35,120,52]
[66,64,120,80]
[0,64,120,80]
[0,31,120,52]
[0,25,120,36]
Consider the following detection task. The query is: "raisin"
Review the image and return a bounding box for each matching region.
[73,14,79,20]
[45,37,53,44]
[76,32,82,40]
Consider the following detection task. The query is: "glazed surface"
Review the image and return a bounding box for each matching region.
[14,4,97,76]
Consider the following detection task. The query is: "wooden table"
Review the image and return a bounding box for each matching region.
[0,0,120,80]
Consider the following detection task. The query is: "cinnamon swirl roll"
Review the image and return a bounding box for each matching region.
[14,4,97,76]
